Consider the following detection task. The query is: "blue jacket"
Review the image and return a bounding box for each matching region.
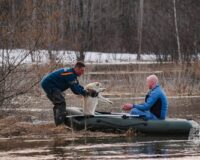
[40,68,87,96]
[134,84,168,119]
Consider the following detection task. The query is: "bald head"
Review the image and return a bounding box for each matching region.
[146,75,159,89]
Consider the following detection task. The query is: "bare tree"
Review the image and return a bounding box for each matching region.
[0,0,200,64]
[173,0,181,63]
[0,0,44,107]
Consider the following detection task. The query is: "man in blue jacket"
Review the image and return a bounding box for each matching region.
[40,61,98,126]
[122,75,168,120]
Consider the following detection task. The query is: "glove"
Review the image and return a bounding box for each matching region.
[122,103,134,111]
[86,89,98,97]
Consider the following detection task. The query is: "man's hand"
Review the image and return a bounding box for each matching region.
[86,89,98,97]
[122,103,133,111]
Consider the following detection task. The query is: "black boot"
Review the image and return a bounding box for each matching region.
[53,106,67,126]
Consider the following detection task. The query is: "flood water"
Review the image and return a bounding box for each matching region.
[0,97,200,160]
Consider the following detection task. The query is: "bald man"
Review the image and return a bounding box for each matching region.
[122,75,168,120]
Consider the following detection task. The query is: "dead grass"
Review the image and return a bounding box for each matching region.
[0,62,200,137]
[0,115,121,138]
[26,62,200,97]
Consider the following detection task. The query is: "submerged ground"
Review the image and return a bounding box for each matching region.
[0,62,200,138]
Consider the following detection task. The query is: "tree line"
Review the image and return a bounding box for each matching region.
[0,0,200,107]
[0,0,199,62]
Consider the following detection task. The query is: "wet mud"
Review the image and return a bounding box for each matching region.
[0,115,119,138]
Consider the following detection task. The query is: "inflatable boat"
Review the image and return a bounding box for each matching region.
[64,107,199,135]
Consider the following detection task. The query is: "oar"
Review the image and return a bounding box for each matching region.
[95,111,145,118]
[66,114,143,119]
[95,111,130,115]
[95,114,142,118]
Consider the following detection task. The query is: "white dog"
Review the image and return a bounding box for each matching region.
[83,82,113,115]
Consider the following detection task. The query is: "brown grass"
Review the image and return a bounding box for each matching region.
[0,62,200,137]
[28,62,200,97]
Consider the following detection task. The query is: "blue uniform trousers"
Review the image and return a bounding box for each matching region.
[130,108,158,120]
[46,89,67,125]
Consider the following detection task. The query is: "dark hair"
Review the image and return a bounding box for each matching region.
[74,61,85,68]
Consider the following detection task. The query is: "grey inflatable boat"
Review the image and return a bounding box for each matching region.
[64,107,199,135]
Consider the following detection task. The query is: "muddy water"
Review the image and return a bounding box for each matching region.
[0,97,200,160]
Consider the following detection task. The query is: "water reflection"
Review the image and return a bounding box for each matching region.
[0,97,200,159]
[71,135,200,159]
[0,134,199,159]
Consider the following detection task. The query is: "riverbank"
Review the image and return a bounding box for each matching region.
[1,93,200,138]
[0,114,121,138]
[1,62,200,138]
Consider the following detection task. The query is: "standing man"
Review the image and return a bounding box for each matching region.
[40,61,98,126]
[122,75,168,120]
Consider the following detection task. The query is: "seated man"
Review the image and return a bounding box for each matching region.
[122,75,168,120]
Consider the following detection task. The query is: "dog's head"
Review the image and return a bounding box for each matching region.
[84,82,106,93]
[83,82,113,115]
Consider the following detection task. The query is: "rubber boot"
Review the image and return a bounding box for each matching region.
[53,106,67,126]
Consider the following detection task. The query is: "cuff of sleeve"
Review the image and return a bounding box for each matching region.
[83,90,88,96]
